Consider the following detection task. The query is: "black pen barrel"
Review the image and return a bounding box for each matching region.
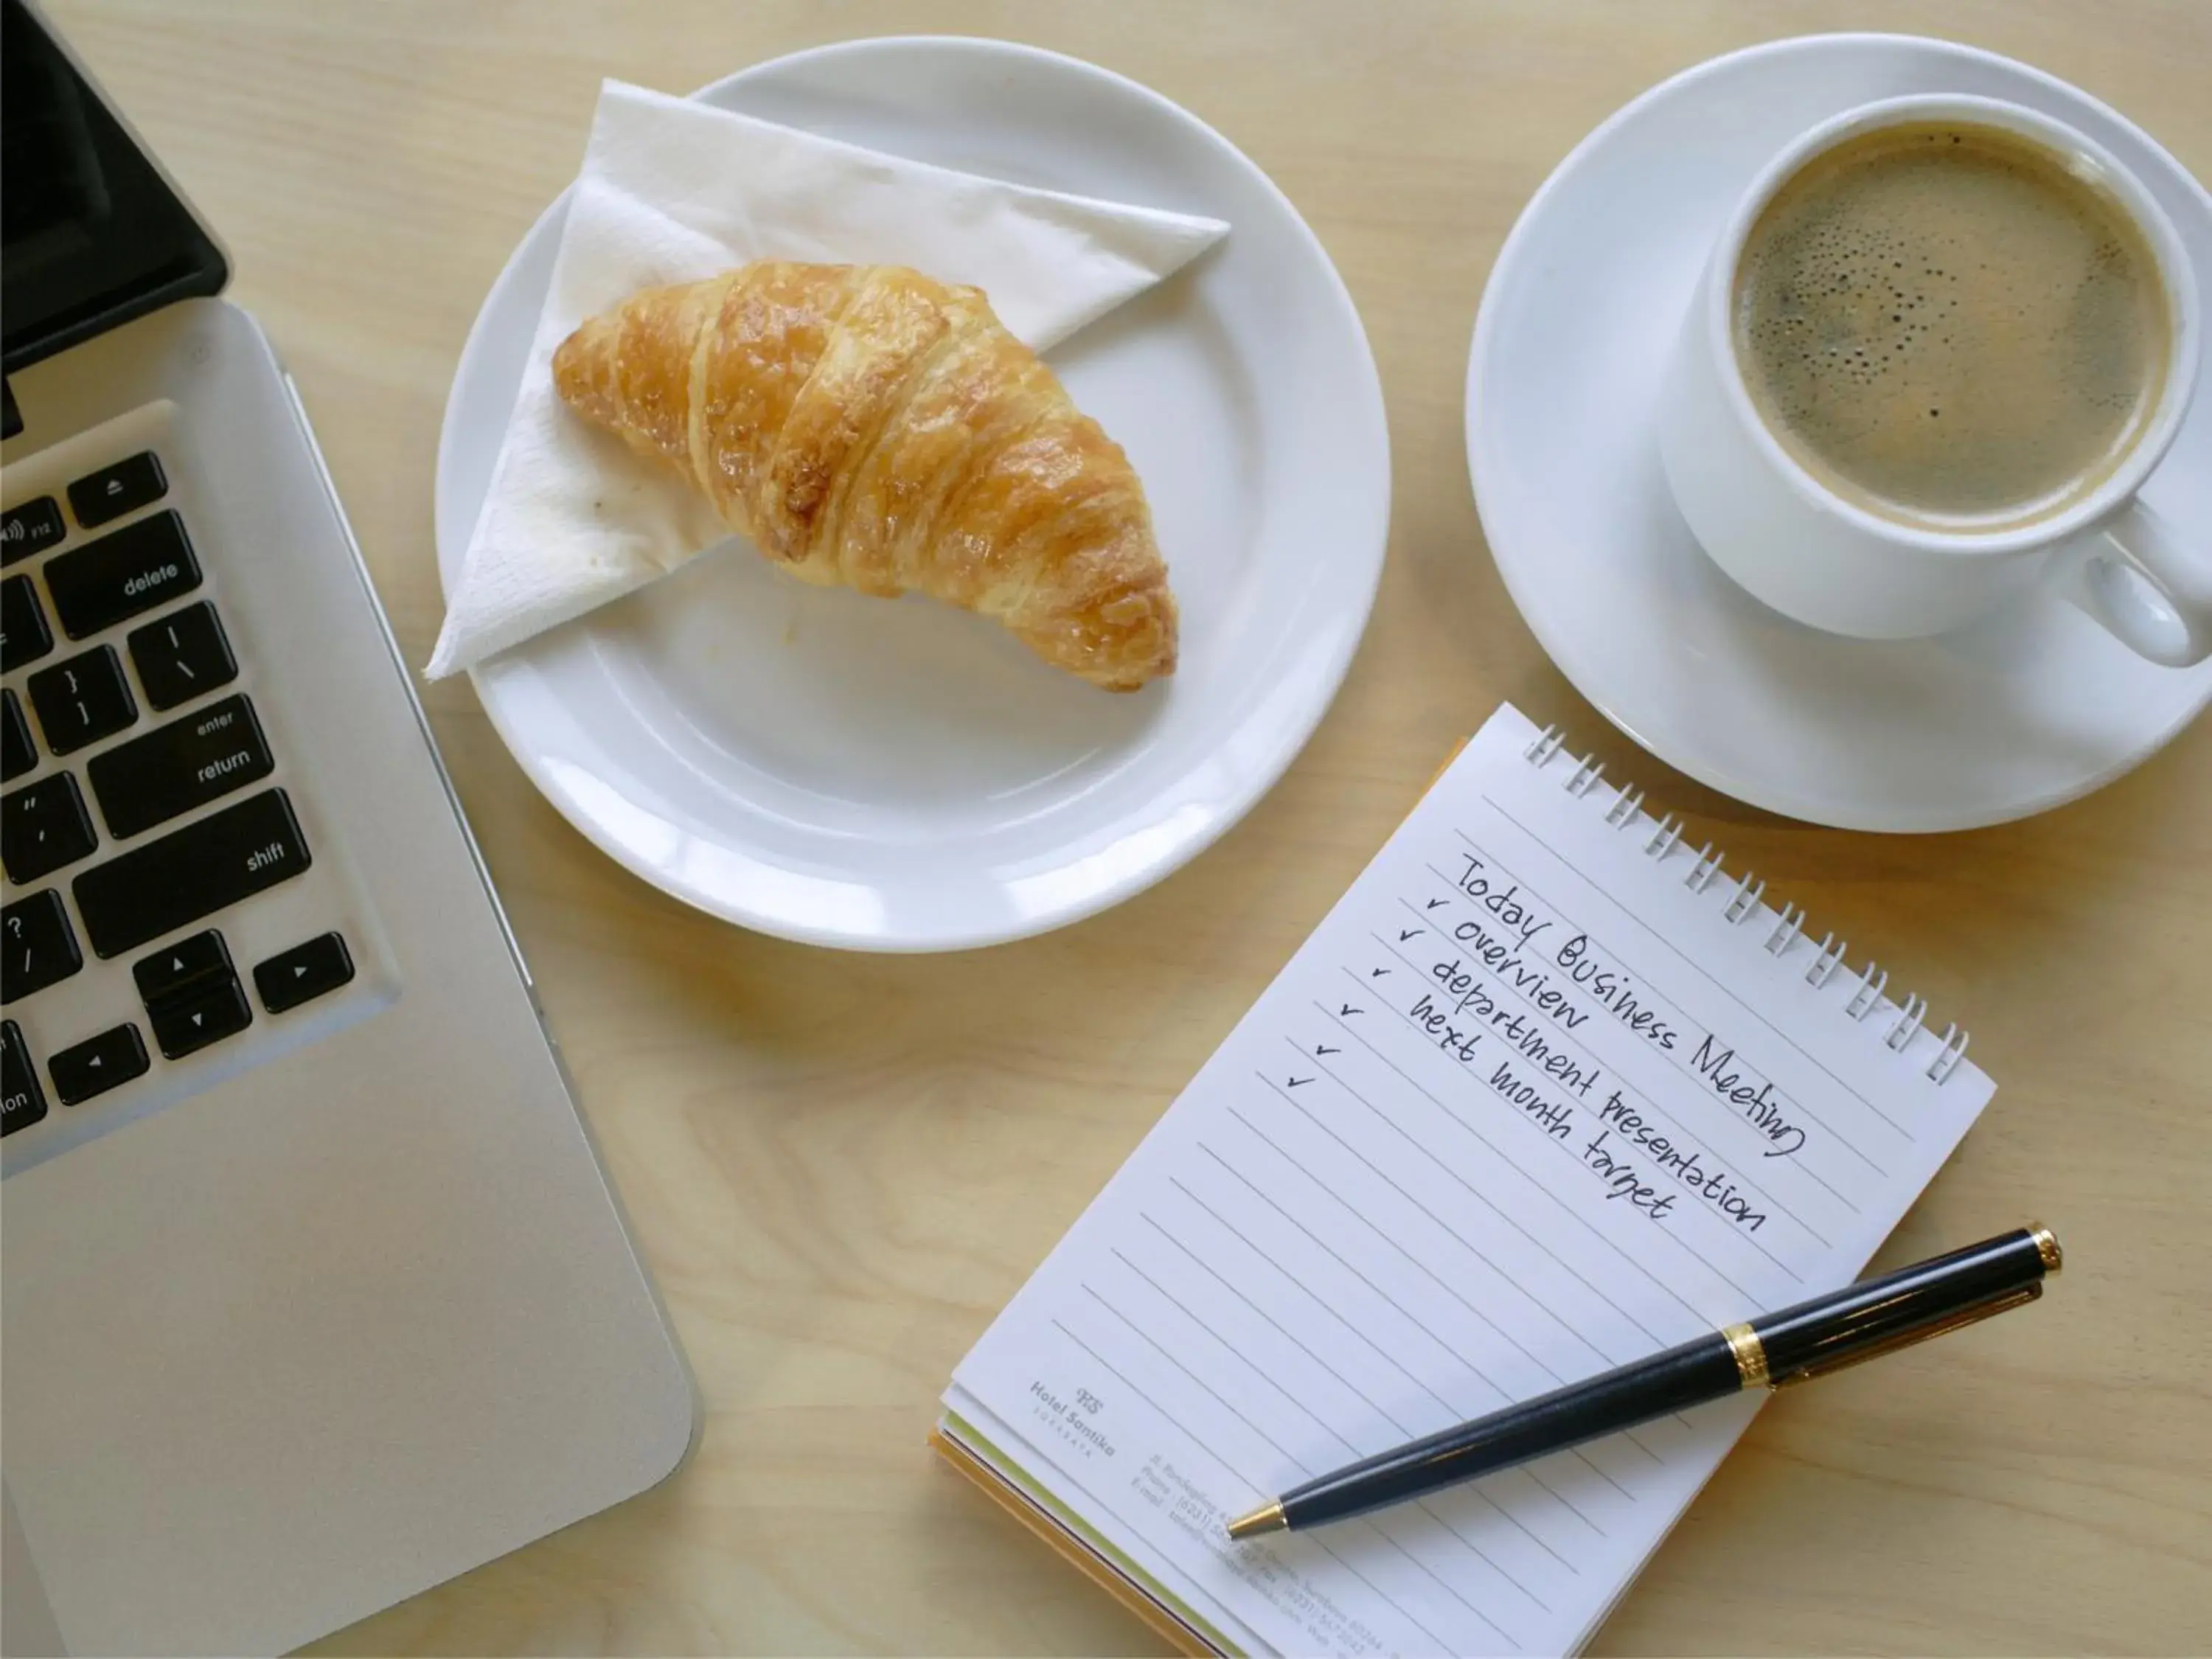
[1750,1225,2055,1378]
[1276,1332,1741,1531]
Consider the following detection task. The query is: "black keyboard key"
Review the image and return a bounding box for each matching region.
[1,690,33,782]
[255,931,354,1013]
[88,694,272,841]
[1,889,82,999]
[127,602,237,711]
[68,451,168,531]
[43,510,200,639]
[26,644,136,755]
[2,1021,46,1136]
[133,928,232,1004]
[1,772,95,883]
[3,497,65,566]
[49,1022,149,1105]
[72,787,310,959]
[147,973,251,1060]
[2,573,52,668]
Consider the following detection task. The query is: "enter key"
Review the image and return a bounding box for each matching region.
[87,694,273,840]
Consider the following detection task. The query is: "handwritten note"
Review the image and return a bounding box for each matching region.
[946,703,1993,1657]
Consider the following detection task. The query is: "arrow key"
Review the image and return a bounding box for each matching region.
[131,928,231,1004]
[49,1022,149,1105]
[254,931,352,1015]
[146,970,251,1060]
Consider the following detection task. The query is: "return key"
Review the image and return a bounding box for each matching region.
[87,693,273,840]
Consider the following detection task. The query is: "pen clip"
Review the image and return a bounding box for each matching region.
[1770,1282,2042,1389]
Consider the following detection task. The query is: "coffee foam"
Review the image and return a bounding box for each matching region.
[1733,122,2168,529]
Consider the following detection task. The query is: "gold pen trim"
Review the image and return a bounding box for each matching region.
[2028,1222,2062,1275]
[1226,1500,1286,1541]
[1721,1321,1770,1390]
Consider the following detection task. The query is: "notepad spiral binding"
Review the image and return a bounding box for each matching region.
[1524,724,1972,1086]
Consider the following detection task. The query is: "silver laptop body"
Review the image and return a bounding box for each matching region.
[1,7,696,1652]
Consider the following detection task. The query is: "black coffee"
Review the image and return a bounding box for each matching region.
[1735,120,2169,530]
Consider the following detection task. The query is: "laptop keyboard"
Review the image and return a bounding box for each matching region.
[1,449,355,1135]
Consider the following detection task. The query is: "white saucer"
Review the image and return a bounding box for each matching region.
[437,38,1388,949]
[1467,33,2212,832]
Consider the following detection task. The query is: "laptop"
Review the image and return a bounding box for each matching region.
[0,4,697,1652]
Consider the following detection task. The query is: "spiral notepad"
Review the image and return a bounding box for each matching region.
[937,702,1996,1657]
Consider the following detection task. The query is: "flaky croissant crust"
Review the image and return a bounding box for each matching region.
[552,261,1178,690]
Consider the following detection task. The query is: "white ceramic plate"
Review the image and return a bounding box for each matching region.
[1467,34,2212,832]
[437,38,1387,949]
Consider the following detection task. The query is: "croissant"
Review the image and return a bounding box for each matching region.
[551,261,1178,691]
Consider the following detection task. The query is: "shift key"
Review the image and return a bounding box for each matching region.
[72,789,310,959]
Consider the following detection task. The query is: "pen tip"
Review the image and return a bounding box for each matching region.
[1226,1500,1287,1540]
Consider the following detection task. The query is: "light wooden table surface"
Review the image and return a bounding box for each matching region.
[49,1,2212,1652]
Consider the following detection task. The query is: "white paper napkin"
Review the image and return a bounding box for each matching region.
[426,80,1229,678]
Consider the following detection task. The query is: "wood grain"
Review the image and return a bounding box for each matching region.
[41,1,2212,1652]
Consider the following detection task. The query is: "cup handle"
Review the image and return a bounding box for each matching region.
[2063,500,2212,668]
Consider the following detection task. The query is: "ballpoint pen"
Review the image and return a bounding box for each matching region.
[1227,1222,2060,1540]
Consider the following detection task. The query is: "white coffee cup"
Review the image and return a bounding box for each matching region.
[1659,94,2211,667]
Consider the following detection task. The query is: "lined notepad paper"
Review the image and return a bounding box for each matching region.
[940,703,1995,1656]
